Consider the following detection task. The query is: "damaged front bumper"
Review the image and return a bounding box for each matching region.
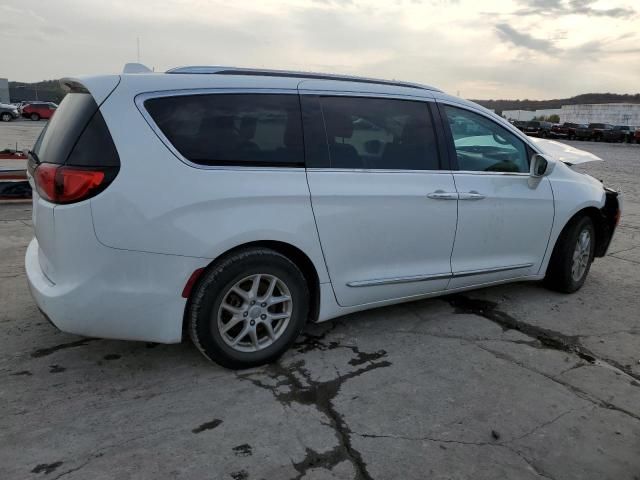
[594,187,622,257]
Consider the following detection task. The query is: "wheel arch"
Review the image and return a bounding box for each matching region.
[547,206,610,270]
[182,240,322,336]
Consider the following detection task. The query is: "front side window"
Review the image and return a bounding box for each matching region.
[318,96,440,170]
[144,94,303,167]
[444,105,529,173]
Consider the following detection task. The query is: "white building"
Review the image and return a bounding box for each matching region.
[502,108,562,121]
[560,104,640,126]
[0,78,9,104]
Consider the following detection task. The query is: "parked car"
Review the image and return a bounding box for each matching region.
[635,128,640,144]
[21,102,57,121]
[510,120,527,132]
[523,120,553,137]
[575,123,613,141]
[25,66,621,369]
[602,125,634,143]
[550,122,582,140]
[0,180,31,199]
[0,103,19,122]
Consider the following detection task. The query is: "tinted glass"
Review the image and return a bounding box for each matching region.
[66,110,120,167]
[444,106,529,173]
[33,93,99,164]
[145,94,303,167]
[318,96,439,170]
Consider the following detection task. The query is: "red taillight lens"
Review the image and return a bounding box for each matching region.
[58,168,104,202]
[34,164,107,204]
[34,164,58,201]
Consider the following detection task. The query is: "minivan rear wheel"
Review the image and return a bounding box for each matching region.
[30,113,40,121]
[544,216,595,293]
[188,248,309,369]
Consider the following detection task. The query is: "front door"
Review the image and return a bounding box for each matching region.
[302,91,458,307]
[440,104,554,289]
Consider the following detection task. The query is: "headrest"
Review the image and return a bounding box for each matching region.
[401,117,427,144]
[324,109,354,139]
[239,116,257,140]
[283,113,301,148]
[201,115,235,132]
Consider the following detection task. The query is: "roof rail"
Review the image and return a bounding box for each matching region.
[166,66,441,92]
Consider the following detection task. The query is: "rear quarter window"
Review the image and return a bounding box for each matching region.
[143,93,304,167]
[33,93,108,165]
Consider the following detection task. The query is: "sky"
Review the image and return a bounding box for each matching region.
[1,0,638,99]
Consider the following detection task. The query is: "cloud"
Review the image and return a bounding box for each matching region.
[495,23,558,53]
[514,0,636,18]
[1,0,639,100]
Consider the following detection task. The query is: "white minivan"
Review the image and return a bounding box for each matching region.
[26,65,621,368]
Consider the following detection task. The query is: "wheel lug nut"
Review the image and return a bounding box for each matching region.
[261,314,266,320]
[261,303,267,307]
[243,312,248,317]
[250,320,255,326]
[250,301,255,305]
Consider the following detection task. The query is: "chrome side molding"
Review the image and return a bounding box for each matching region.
[347,272,452,287]
[347,263,534,287]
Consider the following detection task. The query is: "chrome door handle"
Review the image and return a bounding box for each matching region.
[459,191,485,201]
[427,191,458,200]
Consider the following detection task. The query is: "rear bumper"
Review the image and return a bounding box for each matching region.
[26,237,206,343]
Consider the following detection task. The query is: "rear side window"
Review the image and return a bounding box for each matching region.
[315,96,439,170]
[144,94,304,167]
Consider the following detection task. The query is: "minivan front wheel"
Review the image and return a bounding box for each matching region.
[188,248,309,369]
[545,216,595,293]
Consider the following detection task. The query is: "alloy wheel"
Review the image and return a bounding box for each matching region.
[215,274,293,353]
[571,229,591,282]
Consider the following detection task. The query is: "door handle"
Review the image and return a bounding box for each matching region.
[427,190,458,200]
[458,191,485,201]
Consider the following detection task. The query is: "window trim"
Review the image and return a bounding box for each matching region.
[135,88,305,171]
[300,93,448,171]
[435,101,535,176]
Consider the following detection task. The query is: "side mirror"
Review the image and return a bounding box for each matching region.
[530,153,549,178]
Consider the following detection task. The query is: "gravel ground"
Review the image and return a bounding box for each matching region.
[0,140,639,480]
[0,118,46,152]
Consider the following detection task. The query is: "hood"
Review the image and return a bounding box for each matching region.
[529,138,603,165]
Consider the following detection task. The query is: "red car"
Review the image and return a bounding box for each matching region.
[21,102,57,121]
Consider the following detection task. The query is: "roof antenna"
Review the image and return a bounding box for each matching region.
[123,36,152,73]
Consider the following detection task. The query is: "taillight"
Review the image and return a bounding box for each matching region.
[34,163,112,204]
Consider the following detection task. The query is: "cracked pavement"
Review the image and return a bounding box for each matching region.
[1,141,639,479]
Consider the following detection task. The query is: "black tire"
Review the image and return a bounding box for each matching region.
[0,113,12,122]
[188,248,309,369]
[544,216,595,293]
[30,113,40,121]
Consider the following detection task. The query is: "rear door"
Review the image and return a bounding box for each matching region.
[301,89,458,307]
[438,103,554,289]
